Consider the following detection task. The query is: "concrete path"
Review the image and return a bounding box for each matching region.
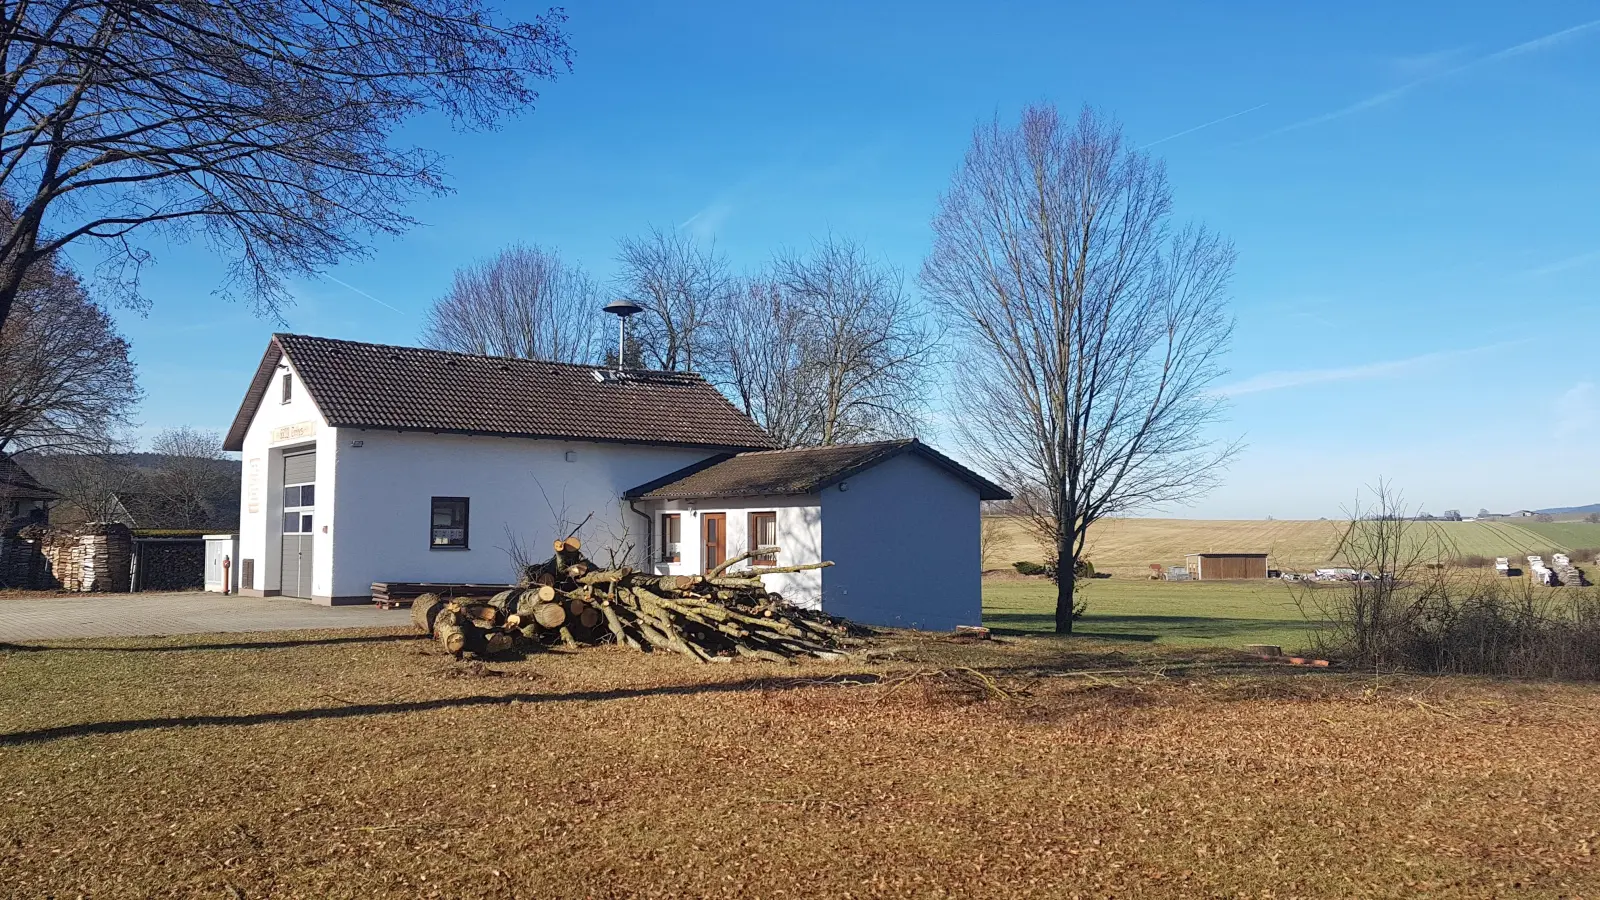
[0,592,409,642]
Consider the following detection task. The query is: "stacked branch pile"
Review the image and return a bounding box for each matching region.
[411,538,865,662]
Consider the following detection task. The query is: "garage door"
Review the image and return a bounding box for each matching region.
[280,451,316,598]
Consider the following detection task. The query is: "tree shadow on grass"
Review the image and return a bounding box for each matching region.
[1085,614,1318,640]
[0,673,881,747]
[985,611,1317,643]
[0,633,420,655]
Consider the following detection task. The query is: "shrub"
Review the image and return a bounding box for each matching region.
[1452,554,1493,569]
[1013,561,1050,577]
[1300,578,1600,680]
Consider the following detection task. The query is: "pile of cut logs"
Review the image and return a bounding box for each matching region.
[410,537,865,662]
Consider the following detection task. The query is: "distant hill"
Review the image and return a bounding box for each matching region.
[21,452,240,529]
[1536,503,1600,516]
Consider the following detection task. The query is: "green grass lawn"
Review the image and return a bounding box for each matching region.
[1511,520,1600,553]
[984,576,1321,651]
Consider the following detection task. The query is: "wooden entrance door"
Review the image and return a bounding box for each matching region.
[702,513,726,574]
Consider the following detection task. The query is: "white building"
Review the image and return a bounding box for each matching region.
[224,334,1007,630]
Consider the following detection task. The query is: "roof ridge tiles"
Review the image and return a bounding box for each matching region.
[273,333,707,381]
[729,439,915,457]
[224,334,776,452]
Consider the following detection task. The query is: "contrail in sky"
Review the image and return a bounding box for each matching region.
[320,273,404,314]
[1214,339,1530,397]
[1142,103,1268,148]
[1266,17,1600,136]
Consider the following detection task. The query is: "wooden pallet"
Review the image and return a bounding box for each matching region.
[371,581,514,609]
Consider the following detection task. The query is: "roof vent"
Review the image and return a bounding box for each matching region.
[591,370,618,384]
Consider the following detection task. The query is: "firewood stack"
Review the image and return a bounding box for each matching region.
[410,537,865,662]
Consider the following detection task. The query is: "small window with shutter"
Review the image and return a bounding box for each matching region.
[749,512,777,566]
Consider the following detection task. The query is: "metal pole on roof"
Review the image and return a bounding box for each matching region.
[602,298,643,372]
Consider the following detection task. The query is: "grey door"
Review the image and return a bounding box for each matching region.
[280,451,316,598]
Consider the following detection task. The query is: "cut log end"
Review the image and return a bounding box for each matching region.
[422,546,853,662]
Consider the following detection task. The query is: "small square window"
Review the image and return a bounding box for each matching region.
[661,513,682,563]
[283,485,301,508]
[282,511,300,533]
[300,484,314,507]
[431,497,469,549]
[749,512,778,566]
[301,513,313,533]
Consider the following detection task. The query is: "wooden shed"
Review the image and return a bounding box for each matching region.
[1184,552,1269,580]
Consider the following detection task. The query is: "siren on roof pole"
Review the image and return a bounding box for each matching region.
[602,298,644,374]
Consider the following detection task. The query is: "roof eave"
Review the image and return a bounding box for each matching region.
[333,426,771,454]
[222,337,286,452]
[622,453,738,499]
[805,440,1013,501]
[624,438,1015,503]
[632,487,820,502]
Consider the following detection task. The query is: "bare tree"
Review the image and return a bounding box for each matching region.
[718,277,826,446]
[0,251,138,453]
[770,236,937,444]
[614,227,731,373]
[27,446,138,523]
[922,105,1236,633]
[979,514,1012,571]
[422,244,602,363]
[148,426,218,460]
[1296,481,1455,669]
[0,2,572,329]
[146,426,235,528]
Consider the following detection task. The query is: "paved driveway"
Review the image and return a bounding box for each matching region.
[0,592,409,642]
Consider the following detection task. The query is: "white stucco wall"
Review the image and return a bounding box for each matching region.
[640,496,824,607]
[325,430,711,599]
[819,452,983,630]
[236,357,339,597]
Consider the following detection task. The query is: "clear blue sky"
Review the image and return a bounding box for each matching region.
[88,1,1600,519]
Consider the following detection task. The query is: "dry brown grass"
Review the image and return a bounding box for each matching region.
[992,516,1595,578]
[993,516,1348,576]
[2,628,1599,898]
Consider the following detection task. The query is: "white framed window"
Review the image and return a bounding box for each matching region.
[748,511,778,565]
[282,482,314,534]
[661,513,682,563]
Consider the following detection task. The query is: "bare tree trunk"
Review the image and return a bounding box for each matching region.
[1055,535,1077,635]
[0,237,39,331]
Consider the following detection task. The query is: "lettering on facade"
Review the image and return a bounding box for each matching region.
[246,458,262,514]
[270,421,316,443]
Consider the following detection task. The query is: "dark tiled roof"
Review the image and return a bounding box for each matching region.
[0,452,56,500]
[624,438,1012,501]
[224,335,777,452]
[111,491,239,530]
